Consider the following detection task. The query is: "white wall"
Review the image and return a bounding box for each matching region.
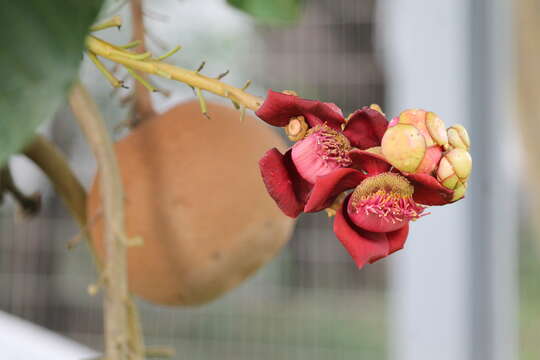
[0,311,98,360]
[377,1,517,359]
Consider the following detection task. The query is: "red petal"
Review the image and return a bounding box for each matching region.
[343,108,388,149]
[333,195,391,268]
[259,148,304,218]
[387,224,409,254]
[304,168,366,212]
[406,173,454,205]
[255,90,345,130]
[282,149,313,205]
[349,149,391,175]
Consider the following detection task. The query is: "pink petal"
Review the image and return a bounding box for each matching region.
[343,107,389,149]
[415,146,443,174]
[387,224,409,254]
[333,196,391,268]
[348,149,392,175]
[304,168,366,212]
[255,90,345,130]
[406,173,454,205]
[259,148,305,218]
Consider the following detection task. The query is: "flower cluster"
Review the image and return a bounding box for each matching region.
[256,90,472,268]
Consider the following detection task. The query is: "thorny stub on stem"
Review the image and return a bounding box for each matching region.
[86,16,262,122]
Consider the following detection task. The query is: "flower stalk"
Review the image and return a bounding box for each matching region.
[85,35,263,112]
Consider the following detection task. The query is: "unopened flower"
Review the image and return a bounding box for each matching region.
[381,109,447,174]
[447,125,470,151]
[436,148,472,201]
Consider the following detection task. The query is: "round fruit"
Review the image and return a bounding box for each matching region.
[87,101,294,306]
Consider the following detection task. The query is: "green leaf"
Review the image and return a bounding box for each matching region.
[227,0,301,25]
[0,0,104,166]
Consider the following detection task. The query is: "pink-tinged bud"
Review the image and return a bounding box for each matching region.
[347,173,427,232]
[414,146,443,174]
[398,109,436,146]
[447,125,470,151]
[426,112,449,147]
[383,110,451,174]
[291,124,352,184]
[381,124,426,173]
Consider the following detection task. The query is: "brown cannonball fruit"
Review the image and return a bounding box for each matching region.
[87,101,294,306]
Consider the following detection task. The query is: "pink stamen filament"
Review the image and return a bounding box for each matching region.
[353,191,428,225]
[313,126,351,167]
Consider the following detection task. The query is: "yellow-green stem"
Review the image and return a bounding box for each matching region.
[86,36,263,111]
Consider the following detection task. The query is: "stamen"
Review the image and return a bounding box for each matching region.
[352,190,427,224]
[291,124,352,183]
[306,124,352,168]
[347,173,428,232]
[352,173,414,200]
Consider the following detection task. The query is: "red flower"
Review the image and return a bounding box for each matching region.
[257,90,389,217]
[257,90,452,217]
[306,149,453,267]
[256,90,471,268]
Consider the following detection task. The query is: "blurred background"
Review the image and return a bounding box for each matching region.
[0,0,535,359]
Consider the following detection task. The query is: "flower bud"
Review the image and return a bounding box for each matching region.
[425,112,449,147]
[381,124,426,173]
[397,109,436,146]
[291,124,352,184]
[451,181,468,202]
[415,146,443,174]
[445,148,472,180]
[447,125,470,151]
[382,110,450,174]
[436,148,472,201]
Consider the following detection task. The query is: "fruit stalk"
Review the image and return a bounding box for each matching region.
[69,83,142,360]
[129,0,157,125]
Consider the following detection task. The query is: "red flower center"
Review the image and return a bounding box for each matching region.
[347,173,427,232]
[291,124,352,183]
